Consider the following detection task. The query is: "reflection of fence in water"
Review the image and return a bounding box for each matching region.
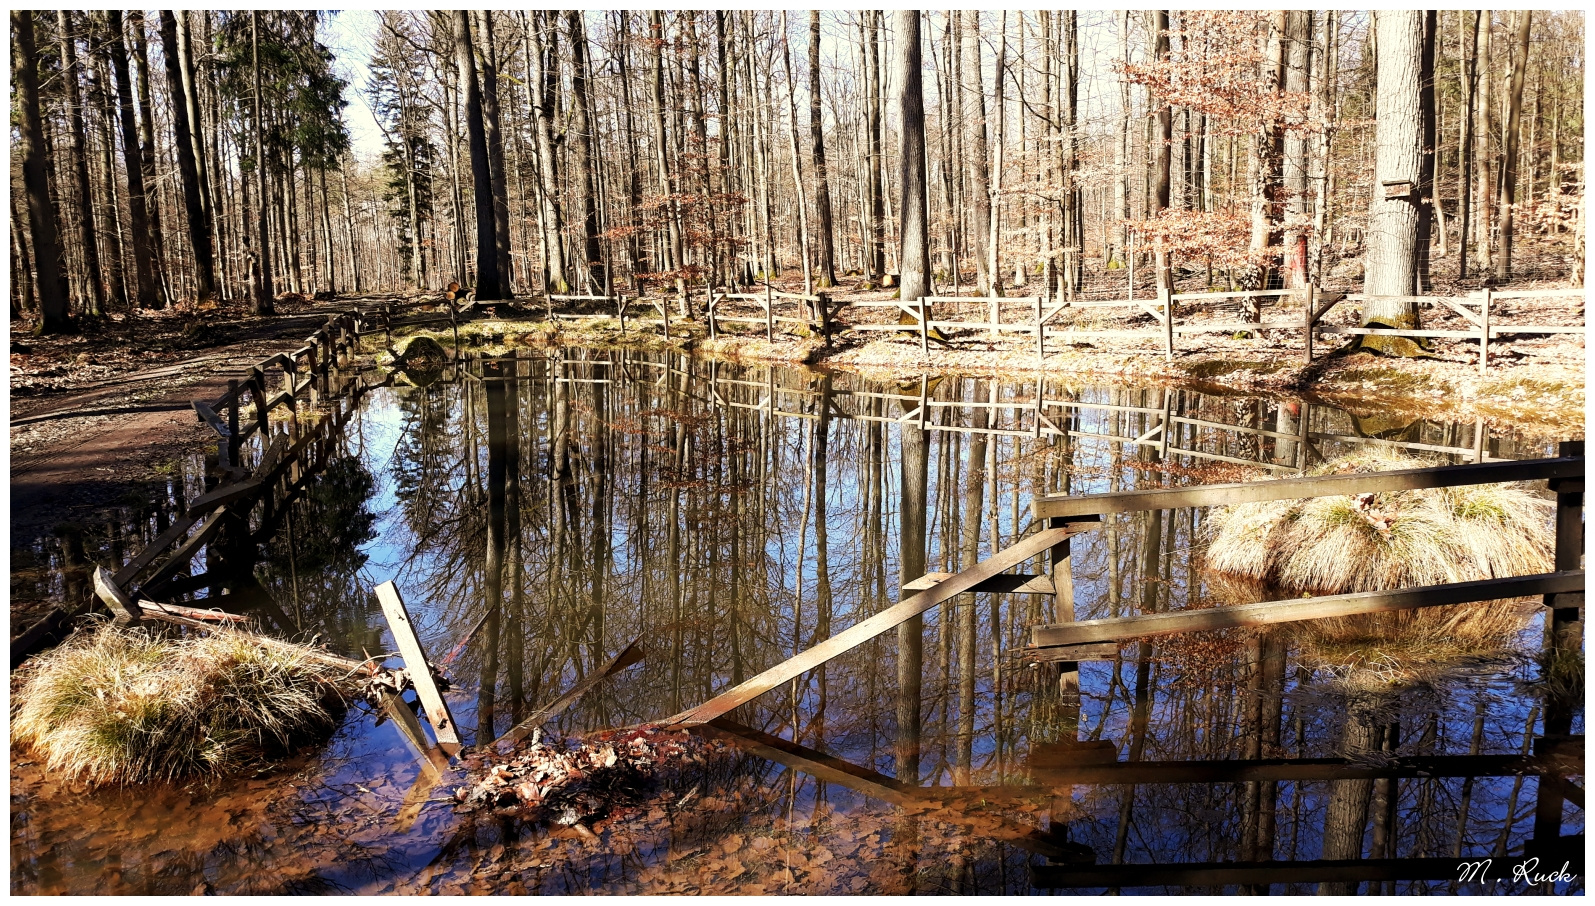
[590,355,1525,476]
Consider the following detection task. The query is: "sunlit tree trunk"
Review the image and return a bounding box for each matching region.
[809,12,838,288]
[159,10,217,301]
[1494,11,1532,281]
[59,12,107,316]
[454,11,501,299]
[13,11,72,333]
[1363,12,1431,340]
[962,12,992,295]
[108,11,157,310]
[565,11,605,295]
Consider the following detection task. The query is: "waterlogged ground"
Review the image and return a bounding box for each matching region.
[11,350,1584,894]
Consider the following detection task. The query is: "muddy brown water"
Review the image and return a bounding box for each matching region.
[10,350,1583,894]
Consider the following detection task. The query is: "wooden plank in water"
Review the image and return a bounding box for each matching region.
[184,476,265,518]
[1032,454,1583,519]
[1032,570,1583,648]
[93,566,141,622]
[138,512,228,591]
[703,719,1081,863]
[495,638,646,748]
[663,521,1097,727]
[374,581,462,747]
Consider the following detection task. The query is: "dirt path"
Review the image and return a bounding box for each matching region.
[9,310,336,630]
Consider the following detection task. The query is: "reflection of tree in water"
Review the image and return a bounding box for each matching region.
[258,450,379,644]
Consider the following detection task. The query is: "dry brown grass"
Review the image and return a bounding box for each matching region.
[1200,450,1553,673]
[12,623,349,787]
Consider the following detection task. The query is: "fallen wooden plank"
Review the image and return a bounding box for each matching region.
[1031,570,1583,648]
[1019,643,1119,663]
[192,401,230,437]
[184,476,265,518]
[134,600,374,673]
[137,599,251,624]
[1031,857,1475,889]
[1032,454,1582,519]
[663,522,1097,727]
[10,607,74,669]
[374,581,462,747]
[903,571,1055,595]
[93,566,141,622]
[495,638,646,748]
[703,719,1080,863]
[139,512,229,592]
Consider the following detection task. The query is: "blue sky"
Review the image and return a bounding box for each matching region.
[322,10,386,162]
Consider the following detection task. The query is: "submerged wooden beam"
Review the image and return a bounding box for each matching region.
[374,581,462,747]
[1032,571,1583,648]
[495,638,645,748]
[1031,454,1583,519]
[664,522,1097,727]
[703,719,1079,863]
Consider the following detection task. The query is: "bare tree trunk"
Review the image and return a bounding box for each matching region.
[1458,11,1480,280]
[58,13,107,316]
[896,11,932,306]
[866,12,886,283]
[962,12,992,295]
[780,12,814,295]
[159,10,217,301]
[1151,11,1173,293]
[454,11,501,299]
[108,11,157,310]
[809,11,838,288]
[475,11,513,296]
[1244,11,1287,302]
[1111,11,1131,269]
[986,13,1007,296]
[1494,11,1531,282]
[129,12,169,306]
[250,12,275,314]
[1361,11,1433,355]
[649,11,687,309]
[338,158,360,294]
[1283,11,1313,288]
[13,11,72,333]
[1474,14,1494,274]
[565,11,604,295]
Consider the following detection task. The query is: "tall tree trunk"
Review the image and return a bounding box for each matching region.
[12,11,72,333]
[1458,11,1480,280]
[986,13,1007,296]
[108,11,157,310]
[565,11,605,295]
[338,158,360,293]
[1361,11,1433,355]
[129,12,168,306]
[809,11,838,288]
[1150,11,1173,293]
[649,11,687,309]
[58,12,107,316]
[1244,11,1288,301]
[174,13,214,250]
[1283,11,1313,288]
[1493,11,1532,282]
[454,11,502,299]
[1474,14,1494,273]
[89,42,129,310]
[962,12,992,295]
[866,12,886,282]
[895,11,932,306]
[158,10,217,301]
[475,11,514,295]
[1111,11,1131,269]
[781,12,814,295]
[250,12,274,314]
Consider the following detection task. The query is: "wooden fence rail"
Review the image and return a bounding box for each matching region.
[840,286,1584,371]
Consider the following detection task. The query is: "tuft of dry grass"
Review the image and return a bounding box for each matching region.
[1200,450,1553,672]
[12,623,348,787]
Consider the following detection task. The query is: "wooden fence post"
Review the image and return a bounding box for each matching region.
[250,368,268,439]
[1160,287,1174,360]
[919,297,930,355]
[226,379,240,466]
[1036,294,1045,364]
[1479,288,1492,374]
[374,581,462,748]
[1303,283,1317,363]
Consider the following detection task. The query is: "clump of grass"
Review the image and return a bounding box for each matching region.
[1201,450,1552,671]
[12,623,348,787]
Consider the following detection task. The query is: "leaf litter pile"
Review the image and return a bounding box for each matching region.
[454,726,730,830]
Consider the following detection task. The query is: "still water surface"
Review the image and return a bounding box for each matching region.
[10,350,1581,894]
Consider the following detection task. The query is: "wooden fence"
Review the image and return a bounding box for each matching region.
[842,285,1585,369]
